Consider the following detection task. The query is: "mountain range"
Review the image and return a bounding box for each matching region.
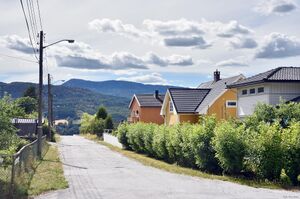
[0,80,176,121]
[63,79,176,98]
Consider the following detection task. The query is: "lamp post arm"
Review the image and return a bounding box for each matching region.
[43,39,74,49]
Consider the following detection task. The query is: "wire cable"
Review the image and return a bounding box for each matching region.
[26,0,38,45]
[36,0,43,31]
[30,0,39,37]
[0,53,38,63]
[19,0,39,61]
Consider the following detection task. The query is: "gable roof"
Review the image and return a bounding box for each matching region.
[168,88,210,114]
[197,74,244,114]
[129,94,164,108]
[228,67,300,88]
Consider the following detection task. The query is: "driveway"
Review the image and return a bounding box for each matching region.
[36,135,300,199]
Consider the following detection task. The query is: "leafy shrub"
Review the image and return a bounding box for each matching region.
[90,118,105,136]
[247,122,283,180]
[116,123,130,149]
[165,124,182,164]
[79,113,94,134]
[152,125,169,160]
[282,121,300,185]
[213,121,246,174]
[191,116,221,173]
[179,123,196,168]
[142,123,156,156]
[126,123,147,153]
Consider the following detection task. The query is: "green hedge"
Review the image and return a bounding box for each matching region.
[116,102,300,185]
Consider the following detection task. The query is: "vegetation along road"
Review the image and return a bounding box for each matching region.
[36,135,300,199]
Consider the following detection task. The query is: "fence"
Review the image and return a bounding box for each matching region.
[0,136,49,199]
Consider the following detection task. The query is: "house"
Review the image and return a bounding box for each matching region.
[228,67,300,118]
[11,118,38,137]
[128,90,165,124]
[197,70,245,120]
[160,70,244,125]
[160,88,210,125]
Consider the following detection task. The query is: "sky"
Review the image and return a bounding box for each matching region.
[0,0,300,87]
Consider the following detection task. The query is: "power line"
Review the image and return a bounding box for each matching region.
[19,0,39,61]
[29,0,39,38]
[0,53,38,63]
[36,0,43,30]
[26,0,38,45]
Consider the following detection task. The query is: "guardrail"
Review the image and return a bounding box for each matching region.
[0,135,48,199]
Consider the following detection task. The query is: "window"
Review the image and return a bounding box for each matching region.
[258,87,264,93]
[249,88,255,94]
[242,89,247,95]
[226,100,237,108]
[169,101,174,112]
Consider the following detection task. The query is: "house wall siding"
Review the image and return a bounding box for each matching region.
[139,107,164,124]
[207,89,237,120]
[164,95,179,125]
[179,115,199,123]
[269,82,300,104]
[236,82,300,118]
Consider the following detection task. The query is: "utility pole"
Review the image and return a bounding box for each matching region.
[37,30,44,159]
[48,73,52,140]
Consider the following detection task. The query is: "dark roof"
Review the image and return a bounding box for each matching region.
[130,94,165,107]
[228,67,300,88]
[290,96,300,103]
[197,74,244,114]
[169,88,210,113]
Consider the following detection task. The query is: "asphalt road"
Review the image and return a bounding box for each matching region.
[36,135,300,199]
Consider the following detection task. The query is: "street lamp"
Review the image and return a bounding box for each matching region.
[37,30,74,158]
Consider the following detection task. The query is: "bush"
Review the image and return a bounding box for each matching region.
[126,123,147,153]
[212,121,246,174]
[248,122,283,180]
[90,118,105,137]
[165,124,182,164]
[116,123,130,149]
[282,121,300,185]
[79,113,94,134]
[152,125,169,160]
[191,116,221,173]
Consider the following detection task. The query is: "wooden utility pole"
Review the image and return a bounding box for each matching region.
[48,73,52,140]
[37,30,44,159]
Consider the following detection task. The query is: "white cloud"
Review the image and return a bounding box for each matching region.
[229,37,258,49]
[216,59,248,67]
[0,35,37,54]
[163,36,211,48]
[255,32,300,58]
[215,21,253,38]
[88,18,151,40]
[0,35,194,70]
[255,0,297,15]
[143,18,204,36]
[117,72,168,85]
[88,18,253,49]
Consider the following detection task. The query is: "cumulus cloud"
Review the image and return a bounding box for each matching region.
[88,18,253,49]
[117,72,168,84]
[0,35,37,54]
[216,59,248,67]
[255,32,300,58]
[229,37,258,49]
[0,35,194,70]
[255,0,297,15]
[163,36,211,48]
[88,18,151,40]
[216,21,253,38]
[143,19,204,36]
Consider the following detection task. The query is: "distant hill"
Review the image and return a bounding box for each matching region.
[0,82,129,121]
[63,79,178,98]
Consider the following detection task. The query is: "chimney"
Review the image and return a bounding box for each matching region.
[214,70,221,82]
[154,90,163,103]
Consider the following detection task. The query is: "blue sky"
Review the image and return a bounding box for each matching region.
[0,0,300,87]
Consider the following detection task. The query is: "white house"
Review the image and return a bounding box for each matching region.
[228,67,300,118]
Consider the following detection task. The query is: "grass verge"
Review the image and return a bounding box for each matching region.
[81,133,299,191]
[27,144,68,196]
